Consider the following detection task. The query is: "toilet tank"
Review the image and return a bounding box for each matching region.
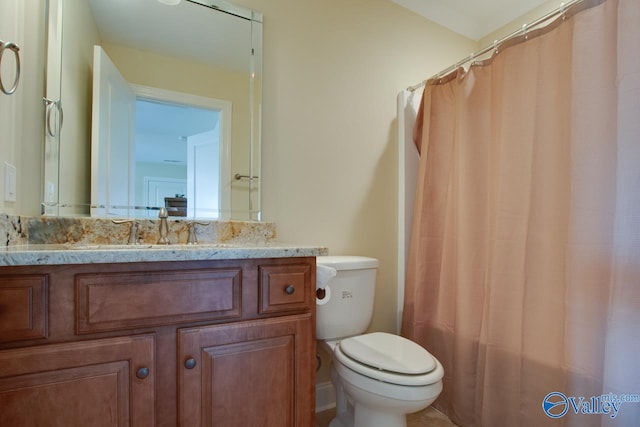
[316,256,378,340]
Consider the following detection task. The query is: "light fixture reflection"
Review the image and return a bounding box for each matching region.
[157,0,181,5]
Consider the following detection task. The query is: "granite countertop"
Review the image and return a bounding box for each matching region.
[0,242,328,266]
[0,215,328,266]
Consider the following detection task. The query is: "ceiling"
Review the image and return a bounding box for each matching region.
[390,0,553,41]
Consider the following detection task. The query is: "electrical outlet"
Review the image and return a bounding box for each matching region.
[4,162,16,202]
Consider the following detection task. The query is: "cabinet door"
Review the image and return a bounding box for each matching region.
[178,314,315,427]
[0,334,155,426]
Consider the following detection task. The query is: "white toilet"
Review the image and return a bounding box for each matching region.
[316,256,444,427]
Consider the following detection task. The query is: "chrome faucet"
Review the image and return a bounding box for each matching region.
[157,207,170,244]
[112,219,139,245]
[187,221,210,245]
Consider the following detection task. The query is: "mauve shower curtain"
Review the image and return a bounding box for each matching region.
[402,0,640,426]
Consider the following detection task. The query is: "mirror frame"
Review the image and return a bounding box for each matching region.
[42,0,263,221]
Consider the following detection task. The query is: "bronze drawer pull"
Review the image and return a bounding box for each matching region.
[136,367,149,379]
[184,358,197,369]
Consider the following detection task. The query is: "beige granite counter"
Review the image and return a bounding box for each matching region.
[0,242,328,266]
[0,214,327,266]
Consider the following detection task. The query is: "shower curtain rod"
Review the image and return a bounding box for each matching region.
[407,0,585,92]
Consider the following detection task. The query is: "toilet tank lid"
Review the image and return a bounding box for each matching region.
[317,256,378,270]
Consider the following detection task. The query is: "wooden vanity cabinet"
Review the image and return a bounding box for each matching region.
[178,314,314,426]
[0,256,316,427]
[0,334,156,426]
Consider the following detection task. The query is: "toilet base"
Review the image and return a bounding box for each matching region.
[354,405,406,427]
[330,362,354,427]
[329,403,408,427]
[329,363,430,427]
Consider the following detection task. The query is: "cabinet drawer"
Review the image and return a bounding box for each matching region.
[76,268,241,333]
[0,275,48,343]
[259,263,312,314]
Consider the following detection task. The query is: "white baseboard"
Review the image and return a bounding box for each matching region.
[315,381,336,412]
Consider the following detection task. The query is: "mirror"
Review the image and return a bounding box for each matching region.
[42,0,262,220]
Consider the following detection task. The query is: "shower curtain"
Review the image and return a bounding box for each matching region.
[402,1,640,426]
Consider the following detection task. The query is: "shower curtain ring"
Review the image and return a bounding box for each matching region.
[560,2,567,20]
[522,23,529,40]
[493,40,499,55]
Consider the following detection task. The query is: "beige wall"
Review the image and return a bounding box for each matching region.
[239,0,474,328]
[479,0,564,47]
[232,0,477,382]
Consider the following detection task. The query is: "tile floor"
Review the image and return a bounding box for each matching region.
[316,406,458,427]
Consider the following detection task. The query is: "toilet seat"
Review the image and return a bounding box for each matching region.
[334,332,442,386]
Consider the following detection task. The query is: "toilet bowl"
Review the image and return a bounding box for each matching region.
[323,333,443,427]
[316,256,444,427]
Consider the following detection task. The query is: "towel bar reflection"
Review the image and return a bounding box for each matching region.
[234,173,259,181]
[43,98,64,137]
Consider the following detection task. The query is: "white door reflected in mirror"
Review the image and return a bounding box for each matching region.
[91,47,231,219]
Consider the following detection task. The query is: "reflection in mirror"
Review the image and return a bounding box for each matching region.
[43,0,262,220]
[133,94,230,219]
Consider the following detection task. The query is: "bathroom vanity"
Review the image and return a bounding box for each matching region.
[0,244,324,426]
